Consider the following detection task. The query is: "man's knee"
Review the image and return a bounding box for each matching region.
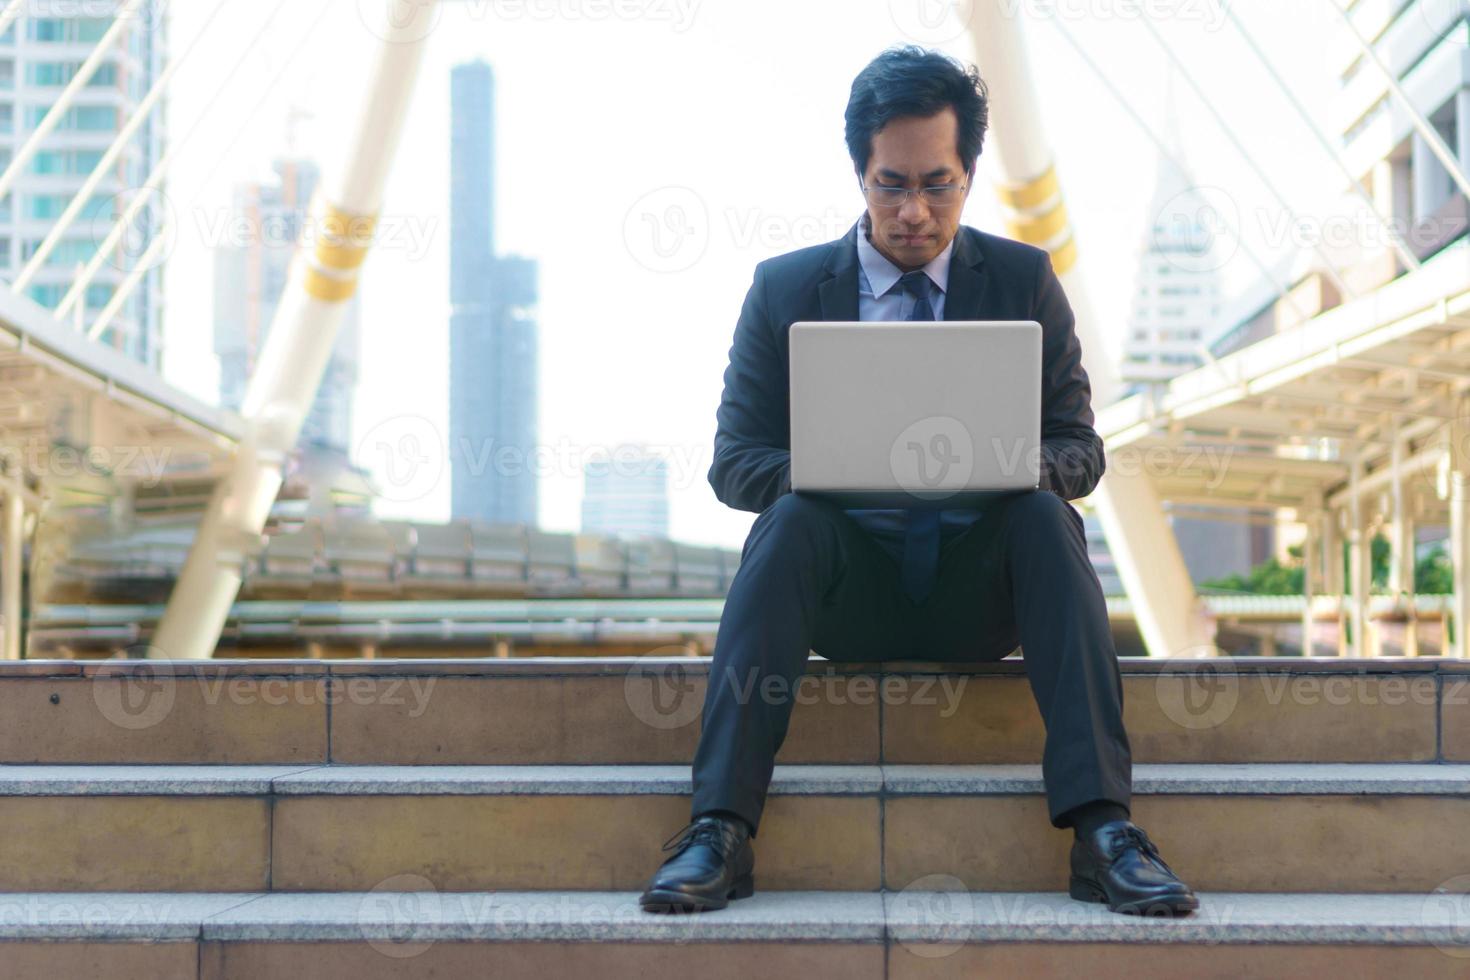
[751,492,841,539]
[1005,489,1079,528]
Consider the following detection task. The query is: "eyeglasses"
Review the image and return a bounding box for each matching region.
[861,181,968,208]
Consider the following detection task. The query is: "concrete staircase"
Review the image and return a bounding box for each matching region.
[3,655,1470,976]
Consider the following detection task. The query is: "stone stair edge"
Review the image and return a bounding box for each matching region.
[0,655,1463,679]
[0,890,1467,946]
[3,762,1470,796]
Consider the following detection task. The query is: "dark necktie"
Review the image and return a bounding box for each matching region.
[897,270,941,604]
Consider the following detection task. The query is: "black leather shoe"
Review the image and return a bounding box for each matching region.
[639,813,756,913]
[1069,820,1199,916]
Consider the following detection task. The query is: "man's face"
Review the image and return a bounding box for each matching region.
[859,106,973,271]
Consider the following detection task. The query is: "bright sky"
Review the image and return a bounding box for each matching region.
[159,0,1346,550]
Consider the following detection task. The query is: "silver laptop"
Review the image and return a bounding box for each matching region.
[789,320,1043,508]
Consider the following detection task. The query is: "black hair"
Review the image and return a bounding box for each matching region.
[844,45,989,179]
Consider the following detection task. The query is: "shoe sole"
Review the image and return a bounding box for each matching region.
[1068,875,1199,916]
[639,872,755,914]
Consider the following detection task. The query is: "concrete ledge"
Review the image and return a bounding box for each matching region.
[204,890,887,943]
[884,890,1470,945]
[4,763,1470,796]
[3,656,1451,679]
[0,891,1467,946]
[0,765,326,795]
[270,764,884,796]
[882,763,1470,795]
[0,893,263,940]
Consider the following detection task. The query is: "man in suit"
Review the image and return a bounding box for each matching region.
[639,45,1196,917]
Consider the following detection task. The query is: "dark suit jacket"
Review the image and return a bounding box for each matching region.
[707,218,1106,514]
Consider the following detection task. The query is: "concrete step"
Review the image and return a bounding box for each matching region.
[4,763,1470,894]
[3,655,1466,766]
[0,890,1468,978]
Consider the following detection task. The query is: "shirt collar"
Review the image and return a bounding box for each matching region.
[856,211,955,298]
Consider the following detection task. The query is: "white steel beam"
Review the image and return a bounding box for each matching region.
[1,477,20,659]
[1452,396,1470,657]
[150,0,438,659]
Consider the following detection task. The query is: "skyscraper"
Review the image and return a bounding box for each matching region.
[1118,68,1222,396]
[1088,68,1251,592]
[581,445,671,539]
[212,156,360,452]
[450,59,539,526]
[1117,153,1224,393]
[5,3,168,367]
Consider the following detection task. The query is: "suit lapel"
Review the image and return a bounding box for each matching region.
[942,224,989,321]
[817,218,988,322]
[817,219,861,321]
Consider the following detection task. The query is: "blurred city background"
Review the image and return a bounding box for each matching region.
[0,0,1465,660]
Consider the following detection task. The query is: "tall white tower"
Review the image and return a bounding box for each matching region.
[1118,68,1224,394]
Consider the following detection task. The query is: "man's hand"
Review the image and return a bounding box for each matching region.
[707,262,793,513]
[1032,250,1106,500]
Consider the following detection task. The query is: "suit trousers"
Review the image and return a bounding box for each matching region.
[689,489,1132,836]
